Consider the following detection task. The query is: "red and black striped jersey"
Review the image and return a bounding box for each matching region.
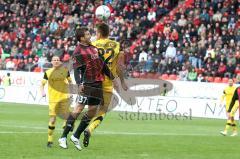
[72,43,105,83]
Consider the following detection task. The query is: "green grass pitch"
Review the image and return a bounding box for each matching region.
[0,102,240,159]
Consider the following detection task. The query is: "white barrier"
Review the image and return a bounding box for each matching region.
[0,70,238,119]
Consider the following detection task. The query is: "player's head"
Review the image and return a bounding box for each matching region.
[228,79,234,86]
[75,27,91,44]
[51,56,61,68]
[96,23,109,39]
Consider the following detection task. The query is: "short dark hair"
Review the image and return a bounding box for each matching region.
[97,23,109,38]
[75,27,88,41]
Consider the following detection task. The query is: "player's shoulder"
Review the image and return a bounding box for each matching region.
[106,39,119,47]
[233,85,238,89]
[60,66,69,73]
[93,39,119,48]
[45,68,53,74]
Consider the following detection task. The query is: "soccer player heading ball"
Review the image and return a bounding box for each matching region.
[58,26,119,150]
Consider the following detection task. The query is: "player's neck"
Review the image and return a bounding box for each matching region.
[99,37,108,40]
[79,41,90,46]
[53,66,61,69]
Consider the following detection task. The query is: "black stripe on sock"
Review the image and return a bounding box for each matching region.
[48,126,55,130]
[232,124,236,127]
[94,116,103,122]
[227,123,232,126]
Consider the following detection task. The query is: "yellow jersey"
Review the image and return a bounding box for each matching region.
[222,86,237,107]
[92,38,120,92]
[41,66,72,103]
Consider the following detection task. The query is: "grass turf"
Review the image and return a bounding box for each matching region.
[0,102,240,159]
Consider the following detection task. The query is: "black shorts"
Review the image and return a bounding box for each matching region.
[77,82,103,105]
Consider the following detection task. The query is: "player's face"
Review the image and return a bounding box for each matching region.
[51,56,61,68]
[96,29,102,40]
[83,31,91,44]
[228,79,233,86]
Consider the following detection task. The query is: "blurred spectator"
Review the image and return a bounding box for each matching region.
[5,58,15,70]
[178,65,188,81]
[217,62,227,78]
[24,57,36,72]
[17,58,25,71]
[187,68,197,81]
[136,57,146,72]
[225,62,235,78]
[145,56,154,72]
[197,74,205,82]
[165,42,176,58]
[138,49,148,62]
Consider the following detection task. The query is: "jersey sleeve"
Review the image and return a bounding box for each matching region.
[221,89,226,102]
[228,88,238,112]
[41,72,48,85]
[114,42,120,55]
[72,46,85,69]
[91,41,97,47]
[66,71,72,82]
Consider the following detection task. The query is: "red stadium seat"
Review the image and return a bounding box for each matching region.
[222,77,229,83]
[139,72,147,78]
[169,74,177,80]
[33,67,42,72]
[4,58,10,63]
[146,73,156,79]
[132,71,140,78]
[206,76,214,82]
[161,74,169,80]
[214,77,222,83]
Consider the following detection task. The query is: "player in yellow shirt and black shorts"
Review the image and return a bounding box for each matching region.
[83,23,128,147]
[40,56,72,147]
[220,79,239,136]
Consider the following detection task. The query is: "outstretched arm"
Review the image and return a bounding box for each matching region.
[116,51,128,91]
[40,72,48,97]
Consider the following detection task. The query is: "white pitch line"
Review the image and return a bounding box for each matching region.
[0,124,62,130]
[0,124,217,136]
[0,132,46,134]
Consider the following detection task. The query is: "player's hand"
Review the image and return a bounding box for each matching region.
[121,80,128,91]
[78,84,84,93]
[41,91,46,97]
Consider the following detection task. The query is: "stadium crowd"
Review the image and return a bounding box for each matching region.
[129,0,240,82]
[0,0,176,71]
[0,0,240,82]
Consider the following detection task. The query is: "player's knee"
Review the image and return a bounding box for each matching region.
[82,113,91,124]
[49,117,56,125]
[73,105,84,114]
[97,110,106,117]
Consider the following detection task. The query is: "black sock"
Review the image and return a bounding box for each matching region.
[61,114,75,138]
[74,113,91,139]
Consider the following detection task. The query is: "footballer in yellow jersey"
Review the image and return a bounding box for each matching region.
[40,56,72,147]
[83,23,128,147]
[92,37,120,92]
[220,79,238,136]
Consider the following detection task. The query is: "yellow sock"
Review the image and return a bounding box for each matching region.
[48,122,55,142]
[88,114,105,134]
[62,120,67,129]
[232,121,237,132]
[224,120,232,132]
